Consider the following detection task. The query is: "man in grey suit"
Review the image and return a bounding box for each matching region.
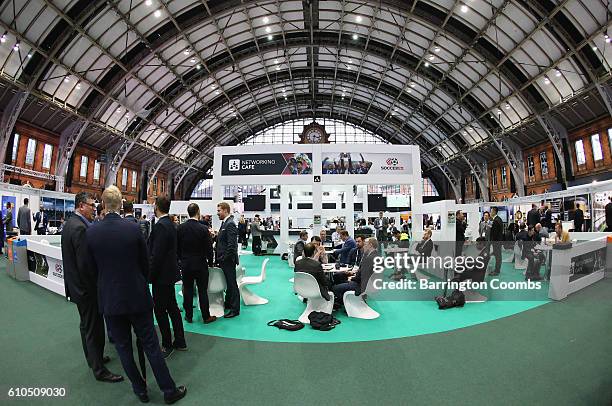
[374,212,388,246]
[3,202,14,234]
[332,237,378,307]
[215,202,240,318]
[17,198,31,235]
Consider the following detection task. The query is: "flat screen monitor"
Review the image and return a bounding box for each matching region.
[354,203,363,212]
[243,195,265,211]
[270,203,280,212]
[386,195,410,208]
[322,203,336,210]
[497,208,508,223]
[367,194,386,211]
[297,203,313,209]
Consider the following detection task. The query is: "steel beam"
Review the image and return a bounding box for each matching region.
[536,113,569,187]
[462,154,489,202]
[0,91,29,172]
[104,139,136,188]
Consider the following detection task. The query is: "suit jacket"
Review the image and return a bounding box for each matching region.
[479,220,491,240]
[352,250,376,296]
[490,216,504,241]
[61,214,96,304]
[527,208,540,227]
[294,257,330,300]
[348,247,363,266]
[455,220,466,242]
[17,205,31,233]
[177,218,213,271]
[606,202,612,229]
[34,211,48,231]
[4,208,14,232]
[86,213,152,316]
[416,239,433,257]
[335,237,357,264]
[148,216,180,285]
[574,208,584,231]
[124,214,138,223]
[215,215,239,266]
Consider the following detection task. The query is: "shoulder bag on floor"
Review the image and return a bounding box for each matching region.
[267,319,305,331]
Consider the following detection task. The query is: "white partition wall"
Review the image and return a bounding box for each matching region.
[212,144,423,251]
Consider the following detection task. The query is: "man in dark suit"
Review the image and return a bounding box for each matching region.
[177,203,216,324]
[294,243,331,300]
[606,196,612,232]
[215,202,240,318]
[123,201,138,223]
[489,206,504,276]
[86,186,186,404]
[332,237,378,306]
[293,230,308,260]
[17,198,31,235]
[455,210,466,257]
[33,205,48,235]
[61,192,122,383]
[527,204,540,227]
[334,230,357,264]
[374,212,388,245]
[348,235,365,266]
[573,203,584,232]
[149,196,186,358]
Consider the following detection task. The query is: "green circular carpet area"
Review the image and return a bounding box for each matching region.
[178,253,549,343]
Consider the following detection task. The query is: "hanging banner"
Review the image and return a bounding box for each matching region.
[321,152,413,175]
[221,153,313,176]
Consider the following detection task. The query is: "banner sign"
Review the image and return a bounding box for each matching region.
[321,152,413,175]
[569,247,606,282]
[221,153,313,176]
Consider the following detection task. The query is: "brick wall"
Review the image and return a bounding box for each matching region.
[523,141,558,195]
[488,158,513,201]
[4,121,168,203]
[568,116,612,177]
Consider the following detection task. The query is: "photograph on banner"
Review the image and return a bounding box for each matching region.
[221,153,313,176]
[321,152,412,175]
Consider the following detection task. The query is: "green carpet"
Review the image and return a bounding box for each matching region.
[1,258,612,405]
[180,253,549,343]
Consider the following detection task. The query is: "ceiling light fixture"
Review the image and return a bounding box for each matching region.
[190,58,196,63]
[117,108,122,113]
[352,33,358,40]
[356,15,362,23]
[64,77,70,83]
[145,0,152,6]
[460,4,468,13]
[265,26,272,33]
[154,9,162,18]
[543,77,551,84]
[505,103,510,109]
[410,82,416,87]
[424,61,429,67]
[555,69,562,77]
[27,52,32,58]
[13,42,19,51]
[0,33,7,43]
[215,90,220,95]
[76,83,81,90]
[263,16,269,24]
[196,64,201,70]
[428,54,434,60]
[497,109,502,114]
[211,84,216,89]
[275,65,280,70]
[606,37,612,44]
[434,46,440,53]
[267,34,273,40]
[407,88,412,93]
[592,45,597,51]
[183,49,190,55]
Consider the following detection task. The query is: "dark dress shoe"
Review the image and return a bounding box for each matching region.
[173,342,188,351]
[223,311,239,318]
[102,356,111,364]
[184,316,192,323]
[203,316,217,324]
[136,392,150,403]
[95,372,124,383]
[161,347,174,359]
[164,385,187,404]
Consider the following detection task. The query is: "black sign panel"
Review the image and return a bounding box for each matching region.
[221,153,313,176]
[569,247,606,282]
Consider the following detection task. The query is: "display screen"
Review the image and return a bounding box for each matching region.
[386,195,410,208]
[497,208,508,223]
[367,194,386,211]
[243,195,266,211]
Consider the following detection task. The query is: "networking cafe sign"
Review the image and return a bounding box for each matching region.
[221,153,313,176]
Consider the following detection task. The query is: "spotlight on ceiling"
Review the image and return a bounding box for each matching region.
[263,16,269,24]
[27,52,32,58]
[0,33,7,43]
[183,49,190,55]
[267,34,273,40]
[154,9,162,18]
[424,61,429,67]
[543,77,551,85]
[428,54,434,61]
[13,42,19,51]
[197,64,201,70]
[352,33,358,40]
[64,76,70,83]
[356,15,362,23]
[434,46,440,53]
[460,4,468,13]
[555,69,562,77]
[145,0,152,6]
[410,82,416,87]
[505,103,510,109]
[265,26,272,33]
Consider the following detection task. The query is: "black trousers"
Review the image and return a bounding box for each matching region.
[36,228,46,235]
[19,229,30,235]
[252,236,261,255]
[152,284,186,349]
[182,266,210,320]
[105,312,176,396]
[455,240,464,257]
[76,299,107,377]
[491,242,502,273]
[221,258,240,313]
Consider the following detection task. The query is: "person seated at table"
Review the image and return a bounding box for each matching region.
[391,229,410,248]
[334,230,356,265]
[319,229,330,246]
[515,223,529,242]
[522,227,545,281]
[535,223,548,240]
[332,238,378,308]
[554,223,571,243]
[310,236,328,264]
[293,230,309,260]
[456,237,490,283]
[348,235,365,266]
[331,226,343,248]
[294,243,331,301]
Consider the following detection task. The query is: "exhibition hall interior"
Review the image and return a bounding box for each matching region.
[1,0,612,405]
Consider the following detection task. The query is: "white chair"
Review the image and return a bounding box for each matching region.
[208,267,227,317]
[514,242,527,270]
[343,275,380,319]
[289,256,302,283]
[239,258,269,305]
[502,246,514,263]
[236,265,246,282]
[293,272,334,324]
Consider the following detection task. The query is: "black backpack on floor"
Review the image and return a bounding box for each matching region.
[435,289,465,310]
[308,312,340,331]
[267,319,304,331]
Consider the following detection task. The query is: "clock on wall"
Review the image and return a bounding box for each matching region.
[299,122,330,144]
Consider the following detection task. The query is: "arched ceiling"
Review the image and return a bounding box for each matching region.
[0,0,610,184]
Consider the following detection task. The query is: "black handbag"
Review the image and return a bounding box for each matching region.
[267,319,305,331]
[308,311,340,331]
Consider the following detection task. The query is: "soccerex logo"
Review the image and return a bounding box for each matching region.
[381,157,404,171]
[228,159,240,171]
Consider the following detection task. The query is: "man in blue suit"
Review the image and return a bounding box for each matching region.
[334,230,357,265]
[215,202,240,318]
[87,186,186,404]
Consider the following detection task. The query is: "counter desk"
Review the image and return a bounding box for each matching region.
[25,235,65,297]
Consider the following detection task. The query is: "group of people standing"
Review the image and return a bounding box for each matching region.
[60,185,241,404]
